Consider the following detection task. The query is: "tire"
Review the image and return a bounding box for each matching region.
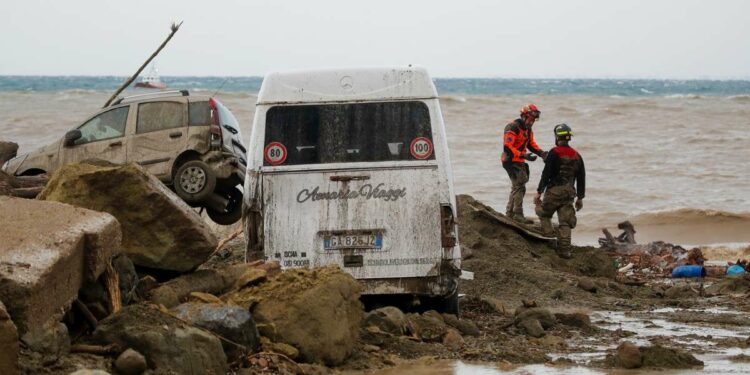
[173,160,216,203]
[206,186,243,225]
[441,288,460,316]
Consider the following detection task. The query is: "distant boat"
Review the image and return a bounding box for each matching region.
[135,64,167,89]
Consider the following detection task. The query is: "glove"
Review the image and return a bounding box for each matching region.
[575,199,583,211]
[540,151,549,161]
[522,153,537,161]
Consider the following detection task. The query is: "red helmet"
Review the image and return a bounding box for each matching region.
[520,103,540,119]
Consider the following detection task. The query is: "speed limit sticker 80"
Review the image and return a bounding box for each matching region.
[410,137,433,159]
[264,142,287,165]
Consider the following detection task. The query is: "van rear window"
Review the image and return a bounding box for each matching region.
[264,102,434,166]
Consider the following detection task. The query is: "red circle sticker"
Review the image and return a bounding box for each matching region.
[264,142,287,165]
[410,137,433,159]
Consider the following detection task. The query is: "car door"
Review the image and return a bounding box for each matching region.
[127,99,189,179]
[60,105,130,166]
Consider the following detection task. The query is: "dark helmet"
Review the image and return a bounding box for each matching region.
[554,123,573,141]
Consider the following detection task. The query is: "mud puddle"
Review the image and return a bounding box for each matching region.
[372,307,750,374]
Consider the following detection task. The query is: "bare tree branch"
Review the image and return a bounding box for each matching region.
[103,21,183,108]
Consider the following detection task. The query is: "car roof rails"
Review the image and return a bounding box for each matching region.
[111,90,189,106]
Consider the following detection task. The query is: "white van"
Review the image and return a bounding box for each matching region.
[243,66,460,311]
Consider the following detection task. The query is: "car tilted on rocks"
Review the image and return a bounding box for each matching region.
[2,90,246,224]
[243,66,462,313]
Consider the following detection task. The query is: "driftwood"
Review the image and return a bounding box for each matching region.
[102,21,183,108]
[213,227,243,257]
[74,299,98,329]
[0,171,48,198]
[599,220,637,249]
[103,262,122,314]
[70,343,120,355]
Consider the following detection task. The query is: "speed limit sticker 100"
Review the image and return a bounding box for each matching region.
[410,137,433,159]
[264,142,287,165]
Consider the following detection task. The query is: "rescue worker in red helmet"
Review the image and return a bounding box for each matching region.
[534,123,586,259]
[502,103,548,224]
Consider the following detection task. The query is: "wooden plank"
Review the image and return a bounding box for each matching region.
[467,203,557,241]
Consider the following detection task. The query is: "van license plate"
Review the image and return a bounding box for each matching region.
[324,234,382,250]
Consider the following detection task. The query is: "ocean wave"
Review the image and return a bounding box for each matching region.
[664,94,703,99]
[632,208,750,226]
[728,94,750,102]
[440,95,467,103]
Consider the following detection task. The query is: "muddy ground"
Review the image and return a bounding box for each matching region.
[16,193,750,374]
[209,194,748,373]
[343,194,750,372]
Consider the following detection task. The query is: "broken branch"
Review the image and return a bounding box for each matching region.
[103,21,183,108]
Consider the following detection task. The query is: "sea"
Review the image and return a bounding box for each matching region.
[1,76,749,248]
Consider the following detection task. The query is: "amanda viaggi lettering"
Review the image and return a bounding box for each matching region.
[297,183,407,203]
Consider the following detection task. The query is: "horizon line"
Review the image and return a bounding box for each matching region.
[2,74,750,82]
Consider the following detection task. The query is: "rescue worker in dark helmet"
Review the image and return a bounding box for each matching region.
[534,123,586,259]
[502,103,548,224]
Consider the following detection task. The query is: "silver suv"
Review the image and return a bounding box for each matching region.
[2,90,246,224]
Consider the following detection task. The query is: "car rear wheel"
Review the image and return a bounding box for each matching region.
[206,186,243,225]
[174,160,216,203]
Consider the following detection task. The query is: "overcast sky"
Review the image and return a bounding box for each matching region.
[1,0,749,78]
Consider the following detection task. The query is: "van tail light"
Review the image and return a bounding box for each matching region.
[440,204,457,248]
[208,98,222,149]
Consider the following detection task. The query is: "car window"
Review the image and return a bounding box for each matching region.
[75,106,129,145]
[137,101,186,133]
[189,101,211,126]
[264,101,434,166]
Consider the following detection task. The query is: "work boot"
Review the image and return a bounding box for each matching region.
[539,217,555,237]
[512,213,534,225]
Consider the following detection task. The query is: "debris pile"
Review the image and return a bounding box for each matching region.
[600,221,707,279]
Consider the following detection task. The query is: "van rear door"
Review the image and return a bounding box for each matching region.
[261,101,445,279]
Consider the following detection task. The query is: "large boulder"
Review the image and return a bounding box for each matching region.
[39,162,218,272]
[0,141,18,165]
[223,266,363,366]
[92,304,227,375]
[171,302,260,354]
[149,263,265,308]
[0,196,121,333]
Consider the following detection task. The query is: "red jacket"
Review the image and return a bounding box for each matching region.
[502,119,542,163]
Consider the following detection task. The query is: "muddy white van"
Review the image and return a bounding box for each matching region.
[243,67,460,311]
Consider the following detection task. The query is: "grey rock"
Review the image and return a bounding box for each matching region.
[577,278,598,293]
[555,312,593,330]
[617,341,643,369]
[114,348,147,375]
[171,302,260,353]
[519,318,545,338]
[20,318,69,362]
[515,308,557,329]
[363,306,407,335]
[442,313,480,336]
[92,305,227,375]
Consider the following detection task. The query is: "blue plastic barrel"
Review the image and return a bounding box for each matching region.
[727,265,746,276]
[671,265,707,278]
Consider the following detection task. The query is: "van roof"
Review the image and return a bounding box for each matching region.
[256,66,438,105]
